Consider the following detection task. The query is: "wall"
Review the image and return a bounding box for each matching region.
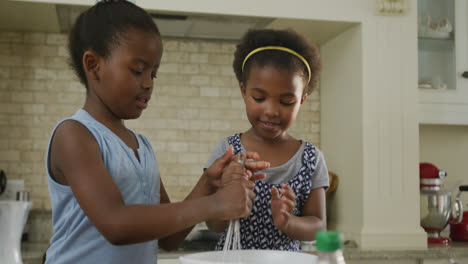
[321,24,363,237]
[0,31,321,210]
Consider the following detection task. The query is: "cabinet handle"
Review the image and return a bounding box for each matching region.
[463,71,468,78]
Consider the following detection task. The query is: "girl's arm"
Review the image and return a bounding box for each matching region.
[274,186,327,241]
[156,169,229,250]
[204,160,245,233]
[50,121,255,245]
[206,218,230,233]
[159,148,269,249]
[156,179,194,251]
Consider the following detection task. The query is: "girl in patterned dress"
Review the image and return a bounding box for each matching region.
[204,28,329,251]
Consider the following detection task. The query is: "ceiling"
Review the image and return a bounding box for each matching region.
[0,0,356,45]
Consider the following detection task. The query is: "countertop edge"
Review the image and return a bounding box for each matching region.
[22,242,468,261]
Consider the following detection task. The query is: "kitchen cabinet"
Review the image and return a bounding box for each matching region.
[418,0,468,125]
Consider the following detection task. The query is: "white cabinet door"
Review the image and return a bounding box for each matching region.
[418,0,468,124]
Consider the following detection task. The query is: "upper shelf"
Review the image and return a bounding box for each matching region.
[418,36,454,51]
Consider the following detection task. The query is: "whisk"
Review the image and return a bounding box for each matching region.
[223,218,241,251]
[222,152,245,251]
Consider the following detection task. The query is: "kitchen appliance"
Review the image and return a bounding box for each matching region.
[420,163,463,245]
[179,250,317,264]
[0,201,32,264]
[450,185,468,241]
[0,179,25,201]
[0,170,6,196]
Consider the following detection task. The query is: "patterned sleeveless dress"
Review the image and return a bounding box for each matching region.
[215,133,317,251]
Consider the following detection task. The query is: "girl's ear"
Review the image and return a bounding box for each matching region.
[240,82,247,98]
[83,50,100,81]
[300,93,308,105]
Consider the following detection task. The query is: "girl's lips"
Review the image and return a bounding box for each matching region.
[136,98,148,109]
[259,120,279,130]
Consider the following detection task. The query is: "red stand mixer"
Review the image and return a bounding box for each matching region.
[419,163,463,245]
[450,185,468,241]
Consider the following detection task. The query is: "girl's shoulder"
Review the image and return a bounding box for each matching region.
[203,133,240,169]
[297,139,316,156]
[299,140,324,171]
[225,133,244,154]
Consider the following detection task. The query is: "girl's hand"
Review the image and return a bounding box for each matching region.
[203,145,234,188]
[241,153,270,179]
[220,158,249,186]
[221,152,269,185]
[204,148,269,188]
[212,178,256,220]
[271,184,296,231]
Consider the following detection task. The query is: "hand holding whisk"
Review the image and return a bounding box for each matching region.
[223,152,246,251]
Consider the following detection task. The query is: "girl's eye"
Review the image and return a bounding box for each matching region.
[281,101,295,106]
[252,97,264,102]
[133,70,142,76]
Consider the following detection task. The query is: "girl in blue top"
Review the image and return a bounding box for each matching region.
[205,29,329,251]
[45,1,268,263]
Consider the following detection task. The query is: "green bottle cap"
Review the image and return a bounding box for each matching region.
[316,231,344,252]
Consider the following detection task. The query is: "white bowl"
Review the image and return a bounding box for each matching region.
[179,250,317,264]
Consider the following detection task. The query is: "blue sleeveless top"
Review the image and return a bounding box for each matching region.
[45,109,160,264]
[215,134,319,251]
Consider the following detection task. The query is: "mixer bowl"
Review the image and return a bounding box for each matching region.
[179,250,317,264]
[420,190,452,232]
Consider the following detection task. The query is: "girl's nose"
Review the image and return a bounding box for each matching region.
[264,102,279,117]
[142,75,153,89]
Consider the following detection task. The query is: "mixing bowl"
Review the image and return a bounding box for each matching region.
[179,250,317,264]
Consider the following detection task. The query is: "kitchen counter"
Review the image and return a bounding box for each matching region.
[22,242,48,264]
[342,241,468,262]
[22,241,468,264]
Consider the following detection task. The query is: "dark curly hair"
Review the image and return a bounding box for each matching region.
[233,28,322,95]
[68,0,161,88]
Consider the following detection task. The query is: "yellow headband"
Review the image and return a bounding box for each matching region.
[241,46,311,84]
